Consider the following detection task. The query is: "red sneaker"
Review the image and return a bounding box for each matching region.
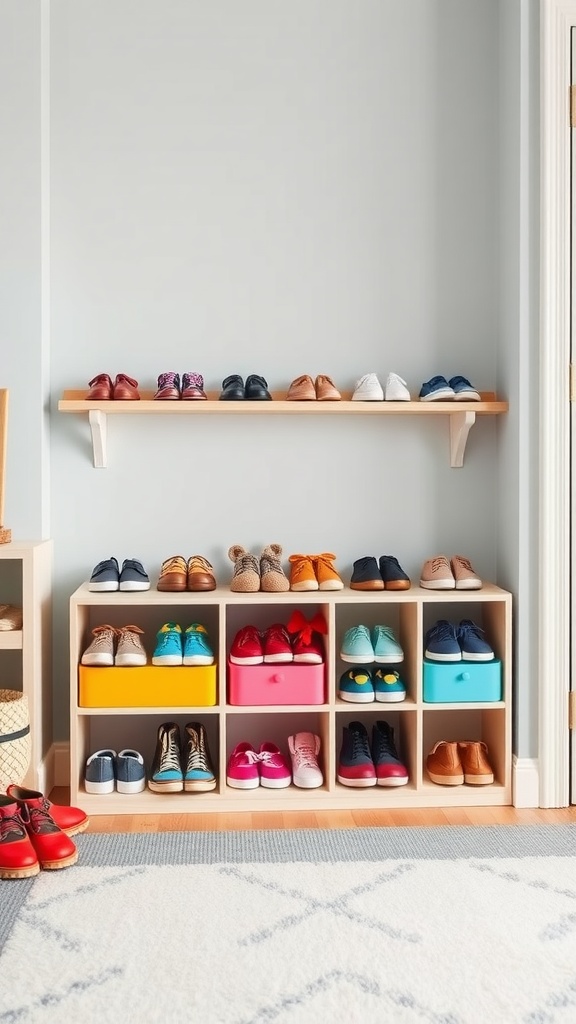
[262,623,293,663]
[0,795,39,878]
[287,610,327,664]
[230,625,264,665]
[7,784,89,837]
[19,796,78,870]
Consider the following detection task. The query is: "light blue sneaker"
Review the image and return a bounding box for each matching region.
[152,622,183,666]
[338,667,375,703]
[183,623,214,666]
[371,625,404,664]
[340,625,374,664]
[374,669,406,703]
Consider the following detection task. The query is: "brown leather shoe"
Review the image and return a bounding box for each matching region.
[426,740,464,785]
[113,373,140,400]
[154,371,181,401]
[286,374,316,401]
[315,374,341,401]
[181,372,207,400]
[457,741,494,785]
[157,555,188,592]
[86,373,113,401]
[187,555,216,591]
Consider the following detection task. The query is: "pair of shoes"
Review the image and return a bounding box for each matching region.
[0,793,78,877]
[152,622,214,666]
[220,374,271,400]
[340,624,404,664]
[88,556,150,592]
[289,552,343,591]
[230,612,327,665]
[157,554,216,592]
[419,375,480,401]
[286,374,341,401]
[426,740,494,785]
[420,554,482,590]
[0,604,23,630]
[85,373,140,401]
[149,721,216,792]
[85,748,146,794]
[352,372,410,401]
[227,741,292,789]
[5,784,88,837]
[338,667,406,703]
[81,624,147,666]
[351,555,410,591]
[154,371,207,400]
[228,544,290,593]
[425,619,494,662]
[338,720,409,787]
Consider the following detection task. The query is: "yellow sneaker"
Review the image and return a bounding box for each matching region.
[289,554,318,592]
[313,552,344,591]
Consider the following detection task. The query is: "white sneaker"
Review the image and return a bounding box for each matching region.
[352,373,384,401]
[288,732,323,788]
[385,372,410,401]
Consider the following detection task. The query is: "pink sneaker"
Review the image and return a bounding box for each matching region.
[288,732,323,788]
[262,623,293,663]
[230,625,263,665]
[287,610,327,664]
[258,742,292,788]
[226,742,260,789]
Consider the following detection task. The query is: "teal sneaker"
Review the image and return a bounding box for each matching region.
[374,669,406,703]
[338,667,375,703]
[183,623,214,666]
[152,622,183,666]
[371,625,404,664]
[182,722,217,791]
[148,721,184,792]
[340,625,374,664]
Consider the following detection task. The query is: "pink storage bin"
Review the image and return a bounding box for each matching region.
[228,662,325,706]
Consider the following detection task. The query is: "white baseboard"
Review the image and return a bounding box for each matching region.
[512,756,540,807]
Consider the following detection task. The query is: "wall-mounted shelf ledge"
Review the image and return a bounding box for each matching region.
[58,390,508,469]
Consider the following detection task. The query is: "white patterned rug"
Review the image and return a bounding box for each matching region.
[1,826,576,1024]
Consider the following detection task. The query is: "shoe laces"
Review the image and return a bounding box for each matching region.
[188,555,213,572]
[239,748,261,766]
[292,741,318,770]
[117,625,145,649]
[373,625,397,642]
[346,625,371,644]
[350,728,371,759]
[88,625,117,648]
[159,730,181,773]
[427,620,455,642]
[235,626,261,647]
[374,726,398,758]
[0,808,26,842]
[24,803,60,835]
[162,556,186,573]
[157,630,180,650]
[158,371,180,390]
[428,556,450,573]
[457,619,485,640]
[313,552,338,573]
[182,372,203,388]
[184,728,211,773]
[234,553,259,576]
[453,556,475,572]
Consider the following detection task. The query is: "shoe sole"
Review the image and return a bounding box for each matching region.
[292,777,323,788]
[337,775,377,787]
[376,776,409,786]
[263,654,293,663]
[290,582,319,591]
[38,851,79,870]
[82,655,114,666]
[384,581,411,591]
[338,691,375,703]
[226,777,260,789]
[63,817,89,837]
[84,779,115,794]
[455,580,482,590]
[375,692,406,702]
[182,655,215,665]
[148,780,184,792]
[427,771,464,785]
[260,777,292,788]
[459,651,494,661]
[115,655,147,667]
[117,779,146,793]
[419,391,455,401]
[373,654,404,664]
[420,579,455,589]
[424,651,461,662]
[340,653,374,664]
[293,654,323,664]
[152,656,183,666]
[119,582,150,592]
[184,779,217,792]
[463,774,494,785]
[318,580,344,591]
[350,580,384,591]
[453,392,480,401]
[88,582,119,592]
[230,655,264,665]
[0,862,40,878]
[230,582,261,592]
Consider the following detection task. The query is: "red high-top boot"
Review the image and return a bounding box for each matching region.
[18,796,78,870]
[0,795,39,879]
[7,784,89,837]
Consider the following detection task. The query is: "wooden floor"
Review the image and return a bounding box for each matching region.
[49,788,576,832]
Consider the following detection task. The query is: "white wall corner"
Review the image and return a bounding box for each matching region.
[513,755,540,807]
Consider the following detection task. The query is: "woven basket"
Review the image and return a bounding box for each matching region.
[0,689,31,790]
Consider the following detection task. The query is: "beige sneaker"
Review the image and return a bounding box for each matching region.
[0,604,23,630]
[260,544,290,592]
[419,555,455,590]
[451,555,482,590]
[457,741,494,785]
[426,740,464,785]
[81,624,117,666]
[228,545,260,592]
[115,624,147,667]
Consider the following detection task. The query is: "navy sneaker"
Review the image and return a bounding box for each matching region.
[371,721,409,787]
[448,375,481,401]
[424,620,461,661]
[457,619,494,661]
[350,556,384,591]
[337,721,376,787]
[419,375,456,401]
[88,556,120,592]
[119,558,150,592]
[378,555,411,591]
[338,667,375,703]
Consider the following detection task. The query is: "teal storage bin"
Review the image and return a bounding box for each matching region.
[423,659,502,703]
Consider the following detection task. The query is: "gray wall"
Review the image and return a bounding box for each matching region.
[1,0,536,754]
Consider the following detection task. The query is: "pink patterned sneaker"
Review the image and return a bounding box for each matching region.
[258,742,292,789]
[229,625,263,665]
[262,623,293,663]
[226,742,260,789]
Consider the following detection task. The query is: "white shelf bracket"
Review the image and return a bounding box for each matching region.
[449,410,476,467]
[88,410,107,468]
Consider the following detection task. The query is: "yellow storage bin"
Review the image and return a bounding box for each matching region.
[78,664,217,708]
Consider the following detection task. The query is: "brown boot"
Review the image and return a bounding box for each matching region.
[426,740,464,785]
[458,741,494,785]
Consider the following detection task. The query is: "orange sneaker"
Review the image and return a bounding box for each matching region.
[289,554,318,592]
[313,552,344,591]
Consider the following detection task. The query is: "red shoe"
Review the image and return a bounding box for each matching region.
[19,796,78,870]
[7,784,89,837]
[0,795,39,878]
[86,373,113,401]
[287,610,327,664]
[262,623,293,663]
[230,625,264,665]
[113,373,140,400]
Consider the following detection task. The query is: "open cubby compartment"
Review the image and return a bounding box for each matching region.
[224,708,330,795]
[334,705,418,791]
[421,595,510,664]
[333,598,420,703]
[422,706,509,794]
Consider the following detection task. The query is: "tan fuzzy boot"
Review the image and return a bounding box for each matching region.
[260,544,290,593]
[228,545,260,593]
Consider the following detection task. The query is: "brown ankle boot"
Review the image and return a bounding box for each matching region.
[457,741,494,785]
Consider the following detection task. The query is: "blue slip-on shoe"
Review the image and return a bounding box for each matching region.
[371,625,404,664]
[148,722,184,792]
[378,555,411,591]
[350,556,384,591]
[340,625,374,664]
[152,622,183,665]
[338,667,375,703]
[115,749,146,794]
[84,749,117,794]
[457,619,494,661]
[419,375,456,402]
[448,375,481,402]
[183,623,215,666]
[119,558,150,592]
[88,556,120,592]
[182,722,217,792]
[373,669,406,702]
[424,620,461,661]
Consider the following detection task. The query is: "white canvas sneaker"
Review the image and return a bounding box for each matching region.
[385,372,411,401]
[351,373,384,401]
[288,732,323,788]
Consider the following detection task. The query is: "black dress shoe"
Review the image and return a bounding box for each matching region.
[245,374,272,400]
[219,374,245,400]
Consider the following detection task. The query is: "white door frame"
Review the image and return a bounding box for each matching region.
[540,0,573,806]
